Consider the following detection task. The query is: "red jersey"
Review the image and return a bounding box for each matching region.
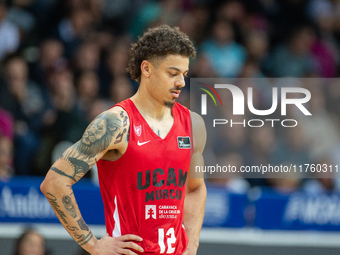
[97,99,192,254]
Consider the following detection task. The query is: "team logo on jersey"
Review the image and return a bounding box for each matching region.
[145,205,156,219]
[177,137,191,149]
[134,125,142,137]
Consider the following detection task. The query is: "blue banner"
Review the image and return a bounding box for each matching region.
[0,178,248,228]
[254,188,340,231]
[203,185,247,228]
[0,177,104,224]
[4,178,340,231]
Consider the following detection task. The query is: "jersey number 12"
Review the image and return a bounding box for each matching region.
[158,227,176,254]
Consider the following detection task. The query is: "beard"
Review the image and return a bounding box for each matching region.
[164,100,175,108]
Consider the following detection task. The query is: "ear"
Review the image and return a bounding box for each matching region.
[141,60,152,78]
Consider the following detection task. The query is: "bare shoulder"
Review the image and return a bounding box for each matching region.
[190,111,206,153]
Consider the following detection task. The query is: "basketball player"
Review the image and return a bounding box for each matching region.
[41,25,207,255]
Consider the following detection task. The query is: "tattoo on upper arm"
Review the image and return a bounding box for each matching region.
[62,195,77,218]
[114,128,127,144]
[78,113,121,157]
[66,156,90,181]
[77,218,89,231]
[51,112,122,181]
[51,156,90,182]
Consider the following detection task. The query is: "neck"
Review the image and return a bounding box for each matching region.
[130,85,173,121]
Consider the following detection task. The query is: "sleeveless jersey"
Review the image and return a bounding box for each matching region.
[97,99,192,255]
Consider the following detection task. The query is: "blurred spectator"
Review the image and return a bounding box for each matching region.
[0,135,14,180]
[217,0,246,25]
[12,228,49,255]
[0,55,51,175]
[298,84,340,160]
[130,0,183,39]
[308,0,340,72]
[0,1,20,61]
[0,107,14,139]
[191,54,217,78]
[101,38,132,95]
[265,26,315,77]
[76,70,100,113]
[6,0,36,34]
[271,125,311,167]
[267,171,301,194]
[239,58,264,78]
[213,114,253,168]
[29,38,65,86]
[109,76,134,105]
[200,19,246,77]
[244,30,269,64]
[47,65,88,143]
[35,65,88,175]
[303,156,338,194]
[87,98,111,123]
[101,0,133,34]
[73,39,101,75]
[55,8,97,58]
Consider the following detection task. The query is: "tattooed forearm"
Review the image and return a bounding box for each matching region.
[62,195,77,218]
[67,226,79,231]
[77,218,89,231]
[46,193,68,224]
[76,232,94,246]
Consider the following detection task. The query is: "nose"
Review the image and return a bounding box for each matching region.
[176,74,186,88]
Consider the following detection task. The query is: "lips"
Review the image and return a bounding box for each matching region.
[170,90,180,98]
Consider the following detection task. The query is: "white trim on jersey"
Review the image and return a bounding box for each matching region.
[112,196,121,237]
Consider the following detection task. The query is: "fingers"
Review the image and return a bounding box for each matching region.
[117,247,139,255]
[119,234,143,242]
[117,234,144,253]
[121,241,144,253]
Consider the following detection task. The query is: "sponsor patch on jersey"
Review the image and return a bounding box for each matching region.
[134,125,142,137]
[177,136,191,149]
[145,205,156,219]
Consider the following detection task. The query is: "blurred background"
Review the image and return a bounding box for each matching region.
[1,0,340,254]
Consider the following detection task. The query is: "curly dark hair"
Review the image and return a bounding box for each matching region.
[127,25,196,82]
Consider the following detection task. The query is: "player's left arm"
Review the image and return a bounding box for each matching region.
[182,111,207,255]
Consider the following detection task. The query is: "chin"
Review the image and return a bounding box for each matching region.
[164,100,175,108]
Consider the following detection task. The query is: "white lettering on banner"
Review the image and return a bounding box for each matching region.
[284,195,340,225]
[0,186,56,219]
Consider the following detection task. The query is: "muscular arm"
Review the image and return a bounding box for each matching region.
[182,112,207,255]
[41,108,143,255]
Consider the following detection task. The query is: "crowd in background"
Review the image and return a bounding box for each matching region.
[0,0,340,193]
